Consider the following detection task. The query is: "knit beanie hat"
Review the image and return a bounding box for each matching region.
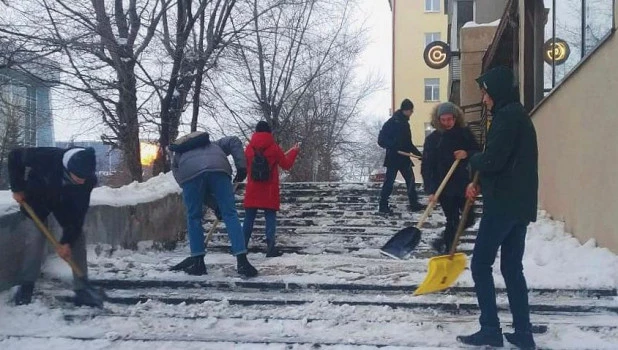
[400,98,414,111]
[63,147,96,179]
[256,121,272,133]
[437,102,456,117]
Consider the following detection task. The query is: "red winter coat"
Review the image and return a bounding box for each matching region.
[243,132,299,211]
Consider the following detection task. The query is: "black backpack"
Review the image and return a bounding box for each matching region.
[250,147,270,181]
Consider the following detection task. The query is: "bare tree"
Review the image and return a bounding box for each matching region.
[212,0,358,136]
[0,0,171,182]
[151,0,238,175]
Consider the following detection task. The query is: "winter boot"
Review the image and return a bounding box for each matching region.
[236,253,258,278]
[456,328,504,347]
[74,288,104,308]
[169,255,207,276]
[265,240,283,258]
[431,238,446,254]
[408,202,426,212]
[504,331,536,350]
[13,283,34,305]
[378,204,395,215]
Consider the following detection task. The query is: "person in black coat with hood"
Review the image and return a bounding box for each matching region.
[8,146,99,307]
[421,102,479,254]
[377,98,424,214]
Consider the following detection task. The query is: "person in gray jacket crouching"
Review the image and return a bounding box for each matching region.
[168,131,257,278]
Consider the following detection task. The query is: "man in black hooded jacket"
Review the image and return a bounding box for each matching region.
[377,98,424,214]
[8,146,99,307]
[456,66,538,350]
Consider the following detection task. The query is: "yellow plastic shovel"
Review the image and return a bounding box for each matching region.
[413,172,479,296]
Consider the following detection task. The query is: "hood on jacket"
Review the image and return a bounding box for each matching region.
[475,66,519,112]
[249,132,276,150]
[430,102,466,132]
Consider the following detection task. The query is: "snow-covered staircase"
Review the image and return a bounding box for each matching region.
[2,182,617,349]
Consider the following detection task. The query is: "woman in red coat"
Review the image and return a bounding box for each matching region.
[243,121,299,257]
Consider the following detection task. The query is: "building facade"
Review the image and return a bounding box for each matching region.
[389,0,449,147]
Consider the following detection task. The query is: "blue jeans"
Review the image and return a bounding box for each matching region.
[471,210,532,332]
[379,165,418,207]
[181,171,247,256]
[243,208,277,244]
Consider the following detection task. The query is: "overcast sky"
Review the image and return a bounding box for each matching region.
[51,1,393,142]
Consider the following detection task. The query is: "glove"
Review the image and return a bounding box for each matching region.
[233,168,247,183]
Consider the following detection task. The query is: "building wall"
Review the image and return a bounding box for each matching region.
[392,0,448,147]
[530,5,618,253]
[474,0,508,23]
[459,24,499,114]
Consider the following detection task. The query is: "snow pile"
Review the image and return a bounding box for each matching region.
[0,172,181,215]
[90,172,180,207]
[462,19,501,29]
[523,211,618,289]
[0,191,17,215]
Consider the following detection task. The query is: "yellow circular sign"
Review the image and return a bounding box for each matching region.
[543,38,570,65]
[423,41,451,69]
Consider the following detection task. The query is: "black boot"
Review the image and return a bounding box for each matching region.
[13,283,34,305]
[408,202,426,212]
[378,204,394,215]
[431,238,446,254]
[265,240,283,258]
[169,255,207,276]
[504,332,536,350]
[457,328,504,347]
[74,288,104,308]
[236,253,258,278]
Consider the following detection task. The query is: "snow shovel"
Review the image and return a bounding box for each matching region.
[20,202,105,308]
[380,158,462,260]
[413,172,479,296]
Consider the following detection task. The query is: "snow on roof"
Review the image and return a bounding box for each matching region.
[462,19,501,29]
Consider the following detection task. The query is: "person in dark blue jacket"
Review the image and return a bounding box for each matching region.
[421,102,479,254]
[377,98,424,214]
[8,147,99,306]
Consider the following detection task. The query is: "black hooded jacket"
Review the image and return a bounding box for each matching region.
[471,66,539,223]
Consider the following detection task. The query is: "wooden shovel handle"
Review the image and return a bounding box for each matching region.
[415,159,461,229]
[397,151,422,160]
[448,171,480,258]
[21,202,85,277]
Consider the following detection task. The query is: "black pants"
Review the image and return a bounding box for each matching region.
[438,195,466,247]
[379,165,418,208]
[471,210,532,333]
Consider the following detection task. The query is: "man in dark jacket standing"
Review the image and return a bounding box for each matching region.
[378,98,424,214]
[8,147,99,306]
[457,66,538,350]
[169,133,258,278]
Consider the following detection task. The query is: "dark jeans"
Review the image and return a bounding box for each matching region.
[379,165,418,207]
[438,195,466,246]
[471,210,532,333]
[243,208,277,245]
[180,171,247,256]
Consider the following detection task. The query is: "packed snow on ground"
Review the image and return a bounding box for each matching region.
[1,209,617,349]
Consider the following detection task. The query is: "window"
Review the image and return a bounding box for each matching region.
[424,78,440,101]
[543,0,614,93]
[425,32,441,46]
[425,0,440,12]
